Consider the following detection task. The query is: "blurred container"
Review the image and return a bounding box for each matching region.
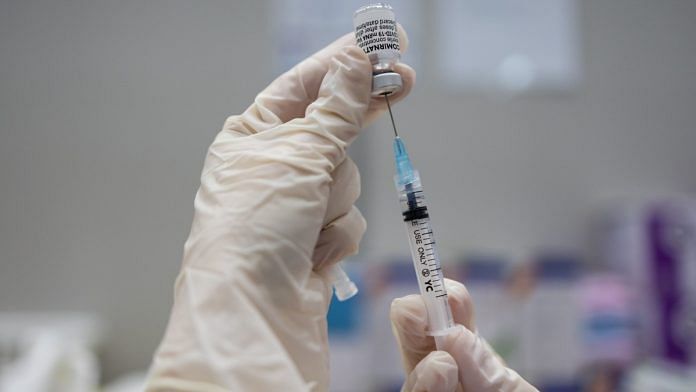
[600,198,696,367]
[0,312,103,392]
[579,274,636,366]
[525,253,584,387]
[646,201,696,366]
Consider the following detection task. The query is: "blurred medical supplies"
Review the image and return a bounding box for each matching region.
[0,312,103,392]
[579,274,635,366]
[600,198,696,367]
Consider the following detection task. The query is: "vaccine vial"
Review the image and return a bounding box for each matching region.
[353,3,403,96]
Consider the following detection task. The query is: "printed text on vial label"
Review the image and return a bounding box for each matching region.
[355,19,399,53]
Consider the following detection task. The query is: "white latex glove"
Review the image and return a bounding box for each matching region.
[391,279,538,392]
[145,30,415,391]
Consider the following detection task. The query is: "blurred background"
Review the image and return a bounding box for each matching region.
[1,0,695,390]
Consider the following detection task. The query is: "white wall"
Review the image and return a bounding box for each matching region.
[1,0,695,381]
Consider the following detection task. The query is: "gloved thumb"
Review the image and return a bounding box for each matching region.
[303,45,372,148]
[440,326,537,391]
[402,351,459,392]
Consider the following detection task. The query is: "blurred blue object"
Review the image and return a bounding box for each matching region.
[460,253,507,282]
[537,382,582,392]
[535,252,583,281]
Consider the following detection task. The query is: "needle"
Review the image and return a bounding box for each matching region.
[384,93,399,137]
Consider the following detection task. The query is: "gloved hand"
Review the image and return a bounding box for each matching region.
[391,279,538,392]
[145,30,415,391]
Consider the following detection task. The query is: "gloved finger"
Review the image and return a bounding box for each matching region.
[390,279,475,374]
[323,157,360,227]
[224,24,412,135]
[224,33,354,135]
[214,46,371,173]
[402,351,459,392]
[299,45,373,147]
[444,279,476,329]
[439,326,537,392]
[312,205,366,271]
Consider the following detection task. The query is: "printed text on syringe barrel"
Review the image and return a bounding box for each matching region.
[403,202,447,298]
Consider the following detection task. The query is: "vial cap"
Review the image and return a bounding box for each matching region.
[372,72,403,96]
[334,279,359,301]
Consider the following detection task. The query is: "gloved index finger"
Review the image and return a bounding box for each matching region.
[390,278,476,375]
[262,32,357,120]
[226,25,410,135]
[258,24,410,126]
[224,33,355,135]
[443,278,475,330]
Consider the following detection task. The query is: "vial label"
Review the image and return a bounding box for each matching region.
[353,9,400,56]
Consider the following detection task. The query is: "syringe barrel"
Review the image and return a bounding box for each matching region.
[398,176,455,337]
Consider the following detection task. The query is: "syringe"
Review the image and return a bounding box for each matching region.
[352,3,455,345]
[385,95,456,348]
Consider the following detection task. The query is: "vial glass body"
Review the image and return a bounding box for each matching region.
[353,3,401,73]
[353,3,403,95]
